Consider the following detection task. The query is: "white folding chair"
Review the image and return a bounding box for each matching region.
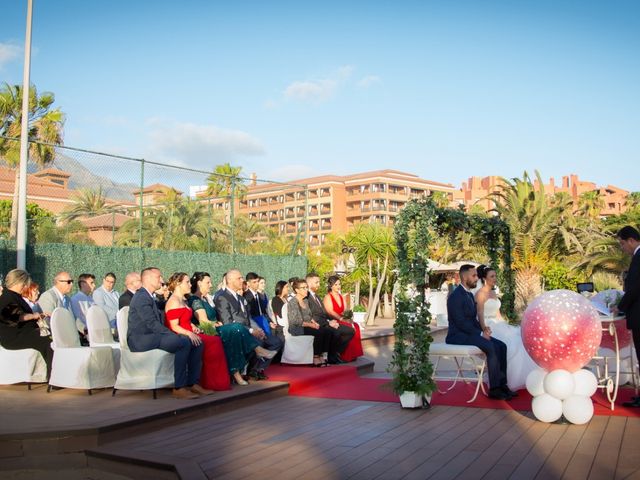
[280,303,314,365]
[86,305,121,373]
[49,307,116,394]
[113,307,174,398]
[0,344,47,387]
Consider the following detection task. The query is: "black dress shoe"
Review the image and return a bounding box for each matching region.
[623,397,640,408]
[501,386,519,398]
[488,388,510,400]
[257,371,269,380]
[328,356,344,364]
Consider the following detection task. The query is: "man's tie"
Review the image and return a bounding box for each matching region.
[62,296,70,310]
[255,293,263,316]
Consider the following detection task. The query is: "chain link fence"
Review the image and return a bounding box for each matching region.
[0,136,310,255]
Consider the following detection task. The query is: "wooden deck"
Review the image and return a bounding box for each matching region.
[87,396,640,480]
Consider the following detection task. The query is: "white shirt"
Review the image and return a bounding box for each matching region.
[71,291,94,327]
[92,286,120,323]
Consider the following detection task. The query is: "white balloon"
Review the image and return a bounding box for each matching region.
[544,369,575,400]
[532,394,563,423]
[562,395,594,425]
[572,369,598,397]
[526,369,547,397]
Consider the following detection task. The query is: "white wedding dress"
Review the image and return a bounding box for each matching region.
[484,298,538,390]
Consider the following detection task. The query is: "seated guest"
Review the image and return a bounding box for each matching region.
[22,281,42,313]
[271,281,289,320]
[287,278,335,367]
[92,273,119,328]
[189,272,273,386]
[165,273,226,392]
[287,277,298,300]
[119,272,141,309]
[0,269,53,379]
[244,272,275,336]
[127,267,206,399]
[37,271,74,315]
[323,275,363,362]
[71,273,96,331]
[215,269,278,381]
[154,278,170,312]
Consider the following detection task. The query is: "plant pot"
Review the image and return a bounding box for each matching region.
[352,312,367,329]
[400,391,421,408]
[399,391,432,409]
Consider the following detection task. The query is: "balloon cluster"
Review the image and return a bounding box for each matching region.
[526,368,597,424]
[521,290,602,424]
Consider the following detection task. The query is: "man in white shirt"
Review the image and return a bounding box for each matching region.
[92,272,119,328]
[71,273,96,332]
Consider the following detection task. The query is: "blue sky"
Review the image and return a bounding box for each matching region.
[1,0,638,191]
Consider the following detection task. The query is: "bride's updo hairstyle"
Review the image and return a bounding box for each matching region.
[476,265,495,282]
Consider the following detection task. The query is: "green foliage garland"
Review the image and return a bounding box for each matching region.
[390,197,514,397]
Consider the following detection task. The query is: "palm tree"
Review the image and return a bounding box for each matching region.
[61,187,116,222]
[577,191,605,222]
[0,83,65,237]
[347,223,396,325]
[489,171,577,314]
[205,163,248,199]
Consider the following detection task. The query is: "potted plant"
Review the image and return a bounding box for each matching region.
[388,292,435,408]
[351,304,367,329]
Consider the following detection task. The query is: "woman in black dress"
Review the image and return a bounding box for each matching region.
[0,269,53,379]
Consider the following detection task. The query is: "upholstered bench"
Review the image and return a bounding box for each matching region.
[430,343,487,403]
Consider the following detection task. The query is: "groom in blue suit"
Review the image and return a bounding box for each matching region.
[446,264,516,400]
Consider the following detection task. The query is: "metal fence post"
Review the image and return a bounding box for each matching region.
[207,198,212,254]
[230,178,236,255]
[303,186,309,256]
[111,211,115,246]
[138,159,145,248]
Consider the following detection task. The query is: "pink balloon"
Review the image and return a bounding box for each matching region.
[521,290,602,372]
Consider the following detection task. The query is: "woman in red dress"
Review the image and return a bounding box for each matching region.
[323,275,363,362]
[165,272,230,391]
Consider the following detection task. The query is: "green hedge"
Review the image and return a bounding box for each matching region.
[0,241,307,296]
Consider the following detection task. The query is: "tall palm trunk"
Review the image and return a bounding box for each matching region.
[515,268,542,318]
[367,254,389,326]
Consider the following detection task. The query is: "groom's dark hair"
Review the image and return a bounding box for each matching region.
[617,226,640,241]
[459,264,476,276]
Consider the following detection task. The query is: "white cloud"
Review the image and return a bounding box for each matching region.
[265,164,318,182]
[146,119,265,167]
[357,75,381,88]
[283,65,355,104]
[0,42,21,69]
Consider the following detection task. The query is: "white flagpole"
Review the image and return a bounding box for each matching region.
[16,0,34,269]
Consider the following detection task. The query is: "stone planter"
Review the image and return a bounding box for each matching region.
[399,391,432,408]
[352,312,366,329]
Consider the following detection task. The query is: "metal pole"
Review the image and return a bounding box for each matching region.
[230,179,236,255]
[207,198,211,254]
[303,186,309,256]
[111,211,115,246]
[16,0,34,269]
[138,159,145,248]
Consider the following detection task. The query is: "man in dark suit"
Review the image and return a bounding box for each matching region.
[306,273,353,363]
[127,267,208,399]
[614,226,640,407]
[446,264,515,400]
[215,269,278,380]
[118,272,141,309]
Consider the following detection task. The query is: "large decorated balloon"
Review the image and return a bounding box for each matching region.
[521,290,602,372]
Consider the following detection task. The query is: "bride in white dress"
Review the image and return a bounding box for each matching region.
[475,265,538,390]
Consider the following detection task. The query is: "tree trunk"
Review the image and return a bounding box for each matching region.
[367,259,373,314]
[515,268,542,318]
[367,254,389,326]
[354,279,361,307]
[9,169,20,239]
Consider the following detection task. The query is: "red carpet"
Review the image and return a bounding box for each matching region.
[267,364,640,418]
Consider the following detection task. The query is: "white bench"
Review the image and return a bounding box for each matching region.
[430,343,487,403]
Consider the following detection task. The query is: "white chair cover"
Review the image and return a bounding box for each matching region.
[86,305,121,373]
[280,303,314,365]
[0,345,47,385]
[49,307,116,390]
[114,307,174,391]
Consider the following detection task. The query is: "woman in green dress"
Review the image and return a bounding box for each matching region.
[188,271,271,386]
